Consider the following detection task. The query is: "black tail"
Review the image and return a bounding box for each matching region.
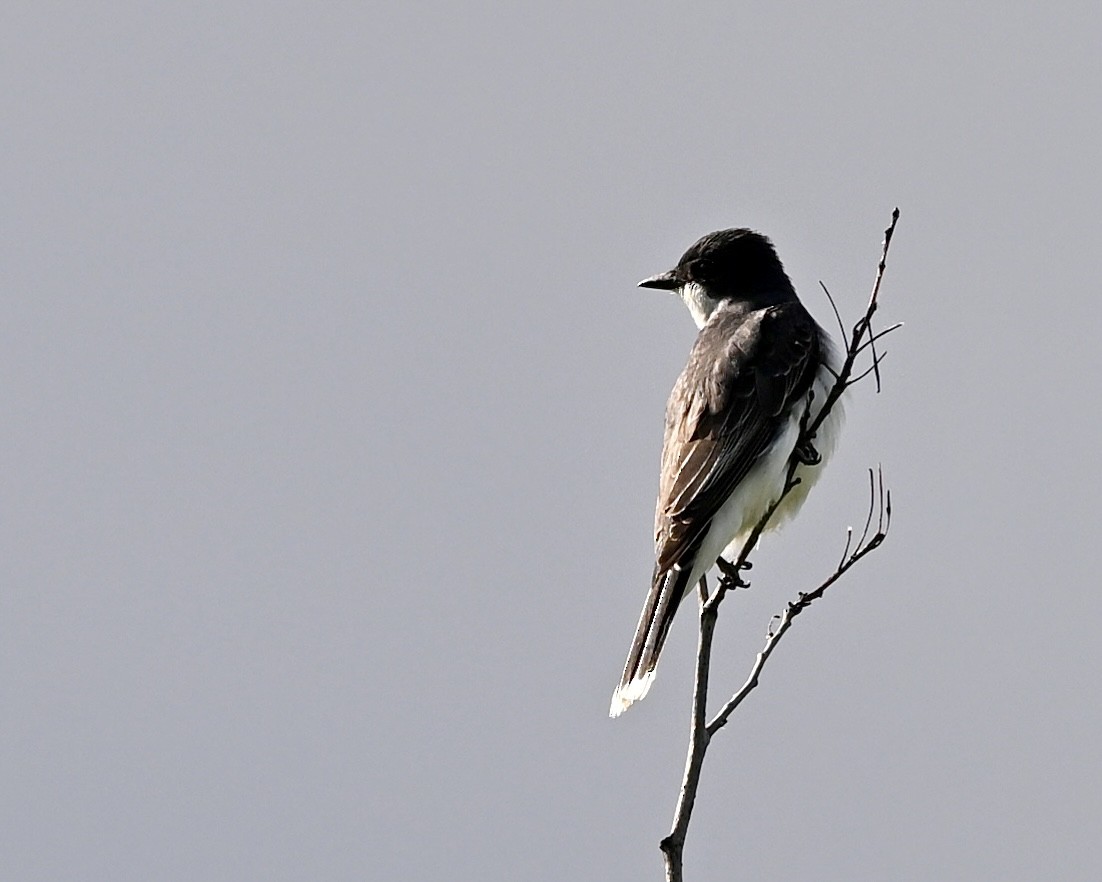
[609,565,695,717]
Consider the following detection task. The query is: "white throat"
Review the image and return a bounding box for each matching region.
[679,282,722,329]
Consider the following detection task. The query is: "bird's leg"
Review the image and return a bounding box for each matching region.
[793,389,821,466]
[715,556,752,590]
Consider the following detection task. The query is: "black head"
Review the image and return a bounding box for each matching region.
[638,228,793,301]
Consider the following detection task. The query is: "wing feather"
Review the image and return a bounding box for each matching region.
[654,303,819,572]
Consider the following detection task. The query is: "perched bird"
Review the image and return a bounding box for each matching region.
[610,229,844,717]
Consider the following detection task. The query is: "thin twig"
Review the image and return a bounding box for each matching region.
[820,280,847,344]
[854,321,904,355]
[807,207,900,437]
[848,351,891,387]
[860,208,898,392]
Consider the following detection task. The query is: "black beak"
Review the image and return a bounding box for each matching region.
[637,270,680,291]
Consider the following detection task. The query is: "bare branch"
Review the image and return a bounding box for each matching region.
[847,350,891,387]
[856,207,899,393]
[820,280,847,344]
[707,465,890,736]
[854,321,904,355]
[839,525,854,570]
[857,468,877,551]
[696,572,710,605]
[807,207,901,437]
[659,576,715,882]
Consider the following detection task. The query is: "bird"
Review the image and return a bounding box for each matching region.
[610,228,844,718]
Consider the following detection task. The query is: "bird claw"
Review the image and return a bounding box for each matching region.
[716,556,752,589]
[793,441,821,466]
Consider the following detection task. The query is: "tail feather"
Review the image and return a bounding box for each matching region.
[609,566,695,717]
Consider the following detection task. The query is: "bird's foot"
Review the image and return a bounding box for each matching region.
[716,556,752,589]
[793,441,821,466]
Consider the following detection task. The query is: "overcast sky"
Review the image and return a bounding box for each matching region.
[3,3,1101,880]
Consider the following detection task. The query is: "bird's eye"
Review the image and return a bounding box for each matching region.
[686,258,714,281]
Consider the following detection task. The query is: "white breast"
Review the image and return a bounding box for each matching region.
[680,282,722,329]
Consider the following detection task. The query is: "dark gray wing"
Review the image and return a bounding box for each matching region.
[654,301,820,571]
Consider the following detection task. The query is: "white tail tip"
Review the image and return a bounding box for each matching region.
[609,671,656,718]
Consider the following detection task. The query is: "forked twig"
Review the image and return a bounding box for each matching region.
[706,467,890,737]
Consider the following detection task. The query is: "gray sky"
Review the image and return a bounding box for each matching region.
[3,3,1101,880]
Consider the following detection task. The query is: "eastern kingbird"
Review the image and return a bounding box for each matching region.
[610,228,844,717]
